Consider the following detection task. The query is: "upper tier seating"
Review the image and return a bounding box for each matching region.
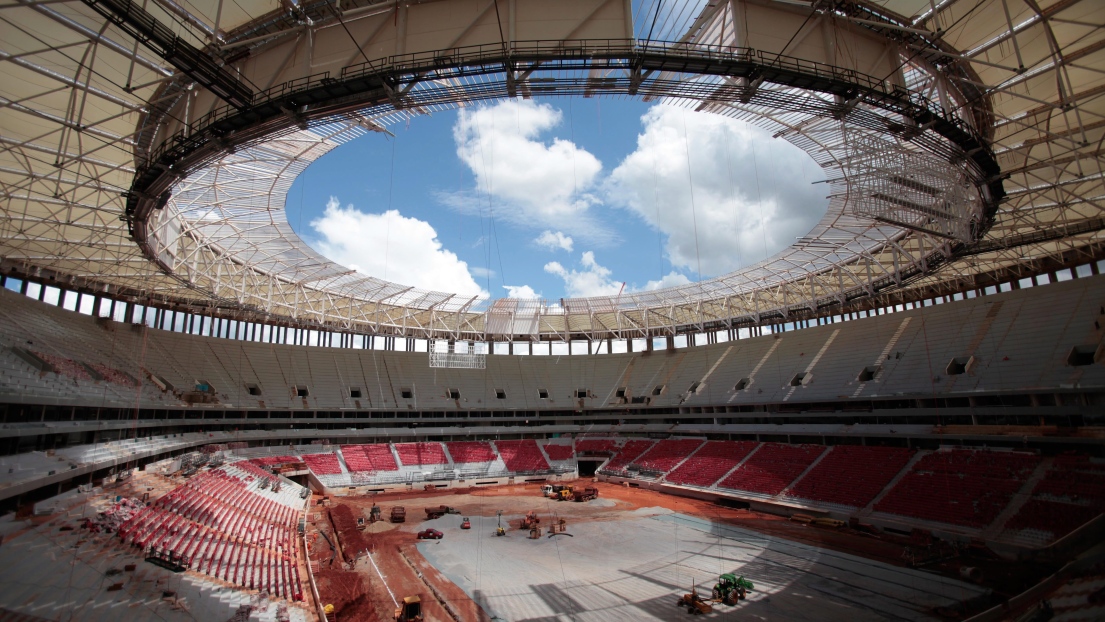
[785,446,915,508]
[633,439,705,474]
[394,442,448,466]
[875,449,1040,528]
[719,443,826,496]
[576,439,617,454]
[444,442,497,464]
[494,440,550,472]
[3,273,1105,411]
[543,444,575,461]
[665,441,759,487]
[603,440,656,472]
[34,351,91,381]
[301,453,343,476]
[88,363,136,386]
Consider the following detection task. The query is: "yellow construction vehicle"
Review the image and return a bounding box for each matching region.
[557,486,575,501]
[394,595,423,622]
[543,484,571,499]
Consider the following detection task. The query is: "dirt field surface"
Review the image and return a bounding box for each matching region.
[304,480,1049,621]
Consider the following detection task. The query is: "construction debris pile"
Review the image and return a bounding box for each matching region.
[83,497,147,533]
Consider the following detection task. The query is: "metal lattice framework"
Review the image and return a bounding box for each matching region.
[1,0,1102,342]
[841,128,982,241]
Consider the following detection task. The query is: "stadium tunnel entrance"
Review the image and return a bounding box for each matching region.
[576,458,605,477]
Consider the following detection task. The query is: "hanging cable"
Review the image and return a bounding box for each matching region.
[492,0,507,53]
[327,0,375,67]
[680,111,703,280]
[652,145,665,283]
[383,135,396,281]
[645,0,664,43]
[472,106,507,293]
[749,136,770,263]
[722,119,743,269]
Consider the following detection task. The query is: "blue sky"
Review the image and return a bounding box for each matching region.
[287,98,827,300]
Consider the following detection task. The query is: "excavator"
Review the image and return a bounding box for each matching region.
[521,510,540,529]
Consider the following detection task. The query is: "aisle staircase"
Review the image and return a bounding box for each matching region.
[858,450,928,517]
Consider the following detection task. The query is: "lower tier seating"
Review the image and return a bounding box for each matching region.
[341,444,398,472]
[875,449,1039,528]
[394,442,448,466]
[301,453,342,476]
[665,441,759,487]
[785,446,914,508]
[603,440,656,472]
[1000,454,1105,544]
[494,440,550,472]
[543,443,575,461]
[576,439,617,454]
[633,439,704,474]
[444,441,497,463]
[1004,499,1102,542]
[718,443,826,496]
[251,455,299,467]
[115,466,304,601]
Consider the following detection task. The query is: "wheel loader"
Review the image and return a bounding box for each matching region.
[394,595,423,621]
[543,484,571,499]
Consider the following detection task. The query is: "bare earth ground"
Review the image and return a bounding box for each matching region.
[306,481,1048,621]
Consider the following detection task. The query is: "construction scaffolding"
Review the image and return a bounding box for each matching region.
[428,340,487,370]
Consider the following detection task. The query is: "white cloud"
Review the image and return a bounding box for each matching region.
[644,271,692,291]
[470,266,495,279]
[544,251,624,298]
[503,284,540,299]
[310,197,486,296]
[534,230,574,252]
[447,100,611,243]
[605,105,826,277]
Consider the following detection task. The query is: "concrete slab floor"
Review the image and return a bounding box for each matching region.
[418,508,989,621]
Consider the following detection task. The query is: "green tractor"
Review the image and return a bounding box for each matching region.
[712,574,753,605]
